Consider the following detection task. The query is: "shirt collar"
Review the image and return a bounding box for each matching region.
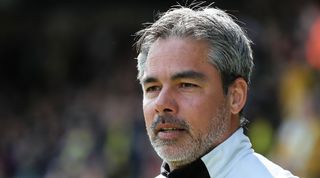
[160,158,210,178]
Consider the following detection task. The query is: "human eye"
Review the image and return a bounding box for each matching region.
[145,85,161,93]
[179,82,199,89]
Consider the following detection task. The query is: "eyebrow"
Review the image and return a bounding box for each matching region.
[142,70,207,85]
[141,77,158,85]
[171,70,207,81]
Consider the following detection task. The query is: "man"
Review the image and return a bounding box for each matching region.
[134,4,298,178]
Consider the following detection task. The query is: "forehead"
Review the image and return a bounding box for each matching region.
[144,37,212,77]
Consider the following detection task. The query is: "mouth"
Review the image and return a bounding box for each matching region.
[150,115,189,140]
[159,127,185,132]
[154,123,188,140]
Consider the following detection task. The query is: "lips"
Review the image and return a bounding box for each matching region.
[154,123,187,134]
[160,128,184,131]
[153,123,187,140]
[150,115,189,140]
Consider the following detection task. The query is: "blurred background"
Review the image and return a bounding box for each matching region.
[0,0,320,178]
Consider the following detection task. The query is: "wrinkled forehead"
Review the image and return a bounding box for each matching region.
[142,37,222,83]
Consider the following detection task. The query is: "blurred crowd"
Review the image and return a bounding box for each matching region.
[0,0,319,178]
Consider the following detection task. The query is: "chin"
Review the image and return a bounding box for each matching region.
[156,144,202,166]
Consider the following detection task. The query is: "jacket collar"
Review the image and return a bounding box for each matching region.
[157,128,252,178]
[201,128,253,177]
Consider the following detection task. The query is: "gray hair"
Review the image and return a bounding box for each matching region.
[135,5,254,94]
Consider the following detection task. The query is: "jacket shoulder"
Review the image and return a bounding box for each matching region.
[227,153,298,178]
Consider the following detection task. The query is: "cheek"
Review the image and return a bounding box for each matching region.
[142,101,154,127]
[183,96,221,129]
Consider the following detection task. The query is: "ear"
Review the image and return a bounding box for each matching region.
[227,78,248,114]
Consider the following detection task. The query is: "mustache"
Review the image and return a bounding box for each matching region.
[150,115,190,132]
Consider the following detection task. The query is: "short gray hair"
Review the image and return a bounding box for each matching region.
[135,5,254,94]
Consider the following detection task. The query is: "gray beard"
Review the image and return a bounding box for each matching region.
[148,101,230,169]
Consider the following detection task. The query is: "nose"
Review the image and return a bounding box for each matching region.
[154,88,178,115]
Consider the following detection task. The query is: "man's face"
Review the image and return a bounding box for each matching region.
[141,37,232,168]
